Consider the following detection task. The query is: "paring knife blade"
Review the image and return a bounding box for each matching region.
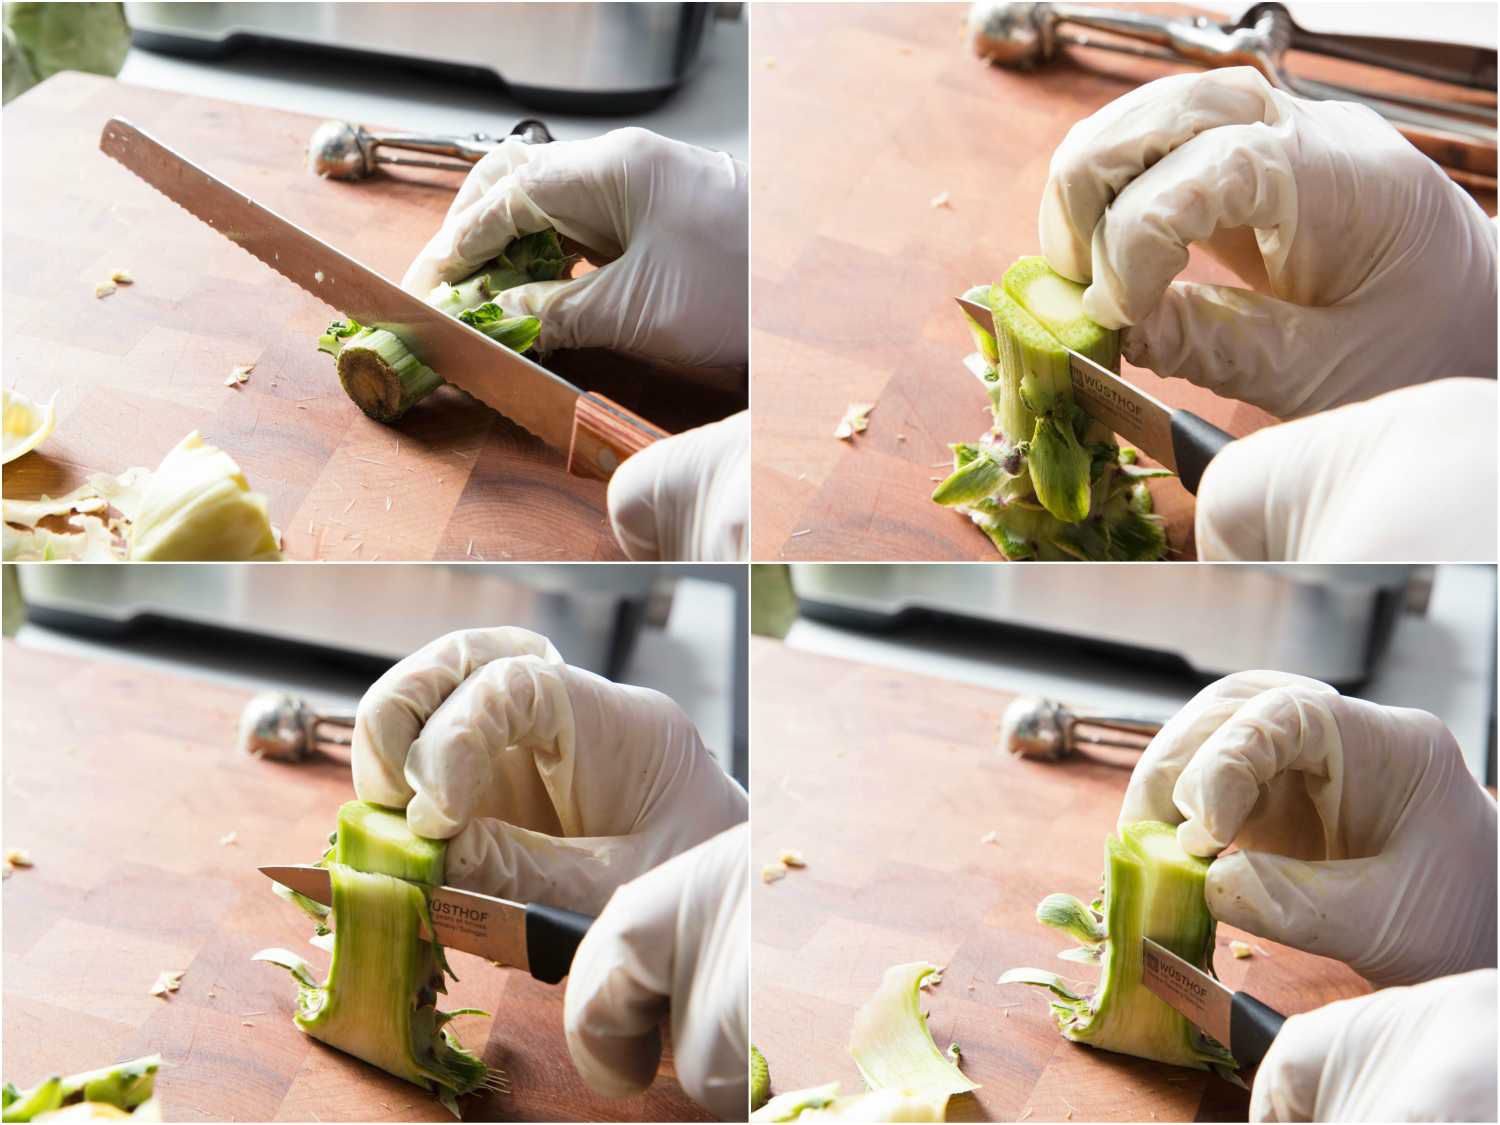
[1140,937,1286,1069]
[260,864,592,985]
[955,296,1233,495]
[99,117,664,476]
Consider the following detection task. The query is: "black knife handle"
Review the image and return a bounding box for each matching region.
[1230,990,1286,1069]
[525,903,594,984]
[1169,410,1235,496]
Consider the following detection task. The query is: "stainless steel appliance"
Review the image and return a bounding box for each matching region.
[790,564,1425,688]
[16,564,669,679]
[124,2,735,113]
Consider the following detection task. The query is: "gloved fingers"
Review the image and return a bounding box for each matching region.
[565,824,749,1118]
[1040,67,1283,283]
[1122,281,1361,419]
[1117,671,1335,831]
[403,654,578,840]
[405,656,745,844]
[607,412,750,562]
[1195,380,1500,563]
[446,136,542,222]
[1248,989,1348,1122]
[401,173,555,296]
[1206,849,1387,974]
[1082,121,1296,330]
[351,627,563,810]
[491,267,616,353]
[444,817,658,915]
[1173,684,1342,856]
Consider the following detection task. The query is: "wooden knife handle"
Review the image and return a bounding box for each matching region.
[567,393,669,481]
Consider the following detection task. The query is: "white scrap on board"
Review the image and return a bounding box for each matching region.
[930,190,953,209]
[1230,940,1253,959]
[219,831,238,847]
[94,281,117,299]
[110,269,134,285]
[150,970,186,998]
[777,849,807,868]
[761,861,788,884]
[834,402,874,440]
[5,848,33,868]
[979,830,999,845]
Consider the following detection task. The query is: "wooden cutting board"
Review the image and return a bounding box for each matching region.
[749,3,1498,561]
[1,642,713,1123]
[1,73,742,562]
[749,638,1371,1122]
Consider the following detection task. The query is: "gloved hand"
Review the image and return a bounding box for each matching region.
[1251,969,1497,1122]
[1119,670,1497,987]
[351,627,747,915]
[1040,67,1497,418]
[403,128,748,368]
[565,823,748,1121]
[1195,378,1498,561]
[608,411,748,561]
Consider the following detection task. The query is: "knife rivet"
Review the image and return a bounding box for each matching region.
[597,449,619,474]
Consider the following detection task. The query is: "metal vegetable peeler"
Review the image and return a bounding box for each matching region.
[238,692,354,763]
[970,2,1497,187]
[307,117,555,180]
[1000,694,1165,761]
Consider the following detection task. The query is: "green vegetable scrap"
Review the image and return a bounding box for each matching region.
[2,3,130,105]
[2,1054,160,1122]
[254,802,500,1119]
[317,230,568,423]
[999,821,1236,1070]
[751,1045,771,1111]
[933,258,1170,561]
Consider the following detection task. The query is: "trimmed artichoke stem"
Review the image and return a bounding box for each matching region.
[336,330,446,424]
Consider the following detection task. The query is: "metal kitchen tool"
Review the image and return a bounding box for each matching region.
[1000,695,1163,761]
[260,864,593,983]
[1141,937,1286,1069]
[308,118,553,180]
[956,295,1232,494]
[99,117,666,479]
[970,2,1497,187]
[238,692,354,763]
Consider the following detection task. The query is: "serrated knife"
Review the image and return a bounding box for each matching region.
[260,864,592,985]
[956,296,1232,495]
[1141,937,1286,1069]
[100,117,666,480]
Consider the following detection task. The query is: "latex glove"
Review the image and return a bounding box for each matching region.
[351,627,747,915]
[403,128,748,368]
[1195,378,1498,562]
[1040,67,1497,418]
[565,823,747,1120]
[1119,670,1497,987]
[1251,969,1497,1122]
[608,411,748,561]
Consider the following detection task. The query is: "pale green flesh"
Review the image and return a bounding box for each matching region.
[255,802,493,1115]
[1003,821,1235,1070]
[933,257,1167,561]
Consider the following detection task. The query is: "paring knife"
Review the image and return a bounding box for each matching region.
[956,296,1232,495]
[260,865,592,985]
[1141,937,1286,1069]
[99,117,666,480]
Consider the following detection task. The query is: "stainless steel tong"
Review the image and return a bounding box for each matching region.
[238,692,354,762]
[307,117,555,180]
[1000,694,1165,761]
[971,2,1497,187]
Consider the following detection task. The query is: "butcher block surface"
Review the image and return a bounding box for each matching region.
[749,3,1497,561]
[749,638,1370,1122]
[1,642,713,1122]
[1,73,739,562]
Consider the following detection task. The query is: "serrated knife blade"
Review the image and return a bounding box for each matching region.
[99,117,663,470]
